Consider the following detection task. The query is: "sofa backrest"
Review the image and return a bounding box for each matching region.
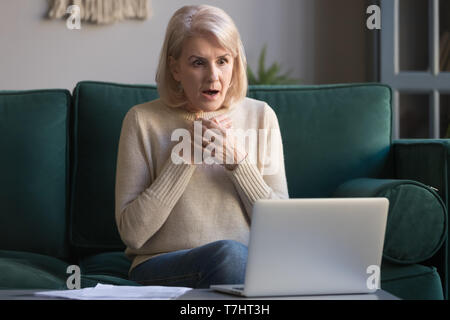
[69,81,393,254]
[70,82,159,254]
[0,89,71,260]
[248,84,393,198]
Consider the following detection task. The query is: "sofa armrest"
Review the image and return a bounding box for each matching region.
[392,139,450,299]
[332,178,447,265]
[393,139,450,205]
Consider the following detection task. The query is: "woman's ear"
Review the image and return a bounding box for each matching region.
[169,56,180,82]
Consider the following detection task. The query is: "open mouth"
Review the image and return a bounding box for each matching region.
[203,90,219,95]
[201,89,220,100]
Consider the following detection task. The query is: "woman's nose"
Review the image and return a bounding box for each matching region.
[207,65,219,82]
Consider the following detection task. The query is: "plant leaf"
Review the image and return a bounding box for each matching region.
[251,44,302,85]
[264,63,281,84]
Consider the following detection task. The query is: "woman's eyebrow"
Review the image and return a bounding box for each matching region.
[189,54,231,60]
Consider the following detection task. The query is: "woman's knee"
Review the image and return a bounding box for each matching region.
[197,240,248,286]
[210,240,248,264]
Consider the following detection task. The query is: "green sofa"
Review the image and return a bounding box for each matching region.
[0,81,447,300]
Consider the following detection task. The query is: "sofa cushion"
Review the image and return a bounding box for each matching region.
[70,81,159,253]
[381,261,444,300]
[78,251,132,279]
[333,178,447,264]
[0,250,138,289]
[0,250,70,289]
[248,84,393,198]
[0,89,71,259]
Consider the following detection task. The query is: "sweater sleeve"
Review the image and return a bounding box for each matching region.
[225,104,289,217]
[115,108,196,250]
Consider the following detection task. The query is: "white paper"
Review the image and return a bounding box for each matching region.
[34,283,192,300]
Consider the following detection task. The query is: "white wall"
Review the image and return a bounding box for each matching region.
[0,0,368,91]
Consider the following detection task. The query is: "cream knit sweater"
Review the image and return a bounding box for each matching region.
[115,97,289,272]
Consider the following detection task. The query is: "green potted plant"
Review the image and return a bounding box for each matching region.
[247,44,301,85]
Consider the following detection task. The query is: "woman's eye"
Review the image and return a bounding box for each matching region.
[192,58,228,67]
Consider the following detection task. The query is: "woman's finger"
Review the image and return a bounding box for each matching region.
[208,118,232,133]
[220,119,233,128]
[202,117,228,130]
[212,114,227,122]
[212,115,231,126]
[203,122,227,137]
[200,118,218,128]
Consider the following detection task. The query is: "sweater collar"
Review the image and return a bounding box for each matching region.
[163,100,238,121]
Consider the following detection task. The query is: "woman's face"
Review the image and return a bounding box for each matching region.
[170,34,234,113]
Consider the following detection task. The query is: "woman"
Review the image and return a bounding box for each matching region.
[115,4,289,289]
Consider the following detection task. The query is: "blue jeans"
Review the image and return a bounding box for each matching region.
[129,240,248,289]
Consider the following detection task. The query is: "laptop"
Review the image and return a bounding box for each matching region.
[210,198,389,297]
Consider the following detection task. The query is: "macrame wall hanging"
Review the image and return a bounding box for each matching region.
[47,0,151,25]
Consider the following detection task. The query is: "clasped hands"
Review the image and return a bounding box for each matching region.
[188,115,247,170]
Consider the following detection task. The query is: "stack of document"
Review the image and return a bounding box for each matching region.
[34,283,192,300]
